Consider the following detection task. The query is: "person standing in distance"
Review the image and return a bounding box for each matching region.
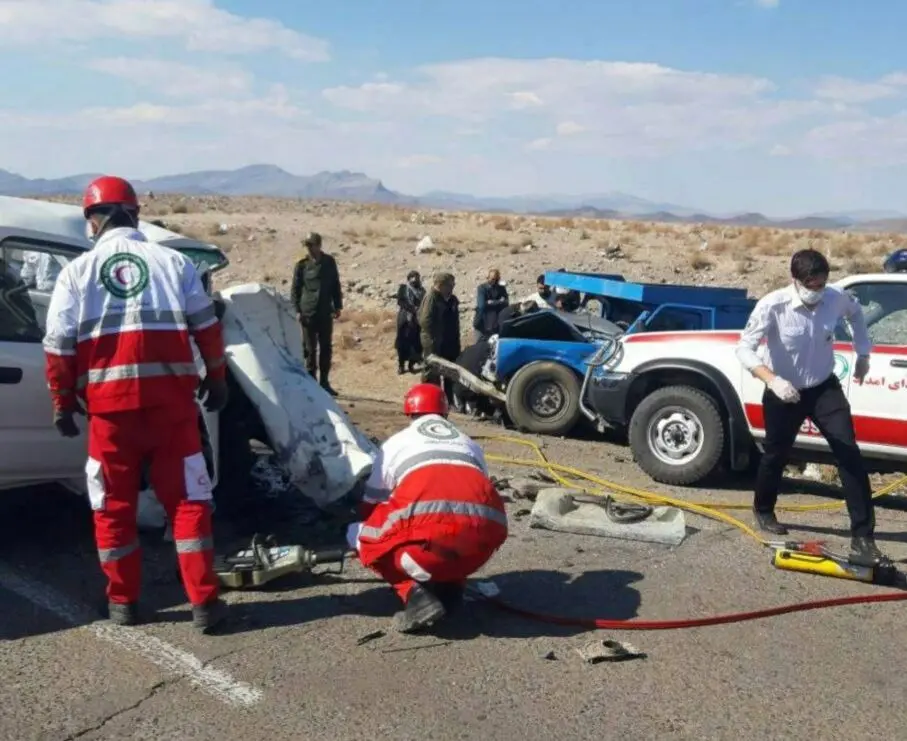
[43,175,230,631]
[290,232,343,396]
[736,248,883,563]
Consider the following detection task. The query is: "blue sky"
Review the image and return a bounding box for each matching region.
[2,0,907,216]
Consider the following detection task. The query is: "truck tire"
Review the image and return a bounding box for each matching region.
[505,361,583,436]
[628,385,725,486]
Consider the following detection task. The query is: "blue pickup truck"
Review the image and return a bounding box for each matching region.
[429,270,757,437]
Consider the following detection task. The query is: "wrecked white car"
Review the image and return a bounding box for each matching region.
[0,196,375,511]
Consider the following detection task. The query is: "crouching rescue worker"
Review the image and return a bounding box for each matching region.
[347,383,508,633]
[42,175,230,632]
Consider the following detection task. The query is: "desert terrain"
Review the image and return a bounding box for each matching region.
[4,195,906,741]
[49,192,907,402]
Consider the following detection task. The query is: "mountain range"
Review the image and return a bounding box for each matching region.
[2,163,906,232]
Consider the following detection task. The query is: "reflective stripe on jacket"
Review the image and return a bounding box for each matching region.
[43,227,226,414]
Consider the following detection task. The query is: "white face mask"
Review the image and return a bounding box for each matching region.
[795,282,825,306]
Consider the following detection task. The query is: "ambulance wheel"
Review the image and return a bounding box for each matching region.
[505,361,582,436]
[628,385,725,486]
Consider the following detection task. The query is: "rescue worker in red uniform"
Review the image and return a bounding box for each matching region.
[348,383,509,632]
[43,175,230,632]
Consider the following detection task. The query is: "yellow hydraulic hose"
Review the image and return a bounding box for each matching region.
[474,434,907,549]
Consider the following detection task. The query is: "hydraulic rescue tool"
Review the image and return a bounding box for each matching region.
[214,534,352,589]
[771,541,902,586]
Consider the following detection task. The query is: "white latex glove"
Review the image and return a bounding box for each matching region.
[854,355,870,383]
[768,376,800,403]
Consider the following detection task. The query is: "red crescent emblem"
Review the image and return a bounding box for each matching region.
[114,265,131,284]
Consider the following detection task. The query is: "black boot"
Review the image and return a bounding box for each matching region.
[107,602,146,626]
[426,581,465,614]
[192,597,229,634]
[407,360,418,373]
[397,361,406,375]
[850,536,884,566]
[320,375,338,397]
[392,584,446,634]
[753,508,788,535]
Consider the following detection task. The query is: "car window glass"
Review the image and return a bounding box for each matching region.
[0,238,80,341]
[835,282,907,346]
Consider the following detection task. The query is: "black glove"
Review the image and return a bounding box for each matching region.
[53,409,80,438]
[199,376,229,412]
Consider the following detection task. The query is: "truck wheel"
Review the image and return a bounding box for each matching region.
[505,361,582,436]
[628,385,725,486]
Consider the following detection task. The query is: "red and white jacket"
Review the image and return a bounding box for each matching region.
[43,227,226,415]
[351,414,508,557]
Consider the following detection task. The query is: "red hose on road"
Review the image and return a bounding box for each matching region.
[485,590,907,630]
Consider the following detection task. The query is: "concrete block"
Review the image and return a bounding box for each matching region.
[528,488,687,546]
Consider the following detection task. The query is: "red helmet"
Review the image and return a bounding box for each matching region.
[82,175,139,218]
[403,383,449,417]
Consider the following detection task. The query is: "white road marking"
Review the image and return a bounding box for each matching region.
[0,563,263,708]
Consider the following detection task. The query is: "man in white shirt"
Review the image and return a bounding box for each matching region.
[736,248,882,563]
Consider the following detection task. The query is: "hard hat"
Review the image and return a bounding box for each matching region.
[82,175,139,218]
[403,383,449,417]
[883,248,907,273]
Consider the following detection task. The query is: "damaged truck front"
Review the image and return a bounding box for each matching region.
[0,196,376,516]
[429,270,757,438]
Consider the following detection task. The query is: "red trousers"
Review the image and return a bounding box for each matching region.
[365,539,502,602]
[85,405,219,606]
[357,465,508,602]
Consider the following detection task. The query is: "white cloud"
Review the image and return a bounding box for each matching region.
[799,113,907,166]
[87,57,253,98]
[754,0,779,8]
[814,73,907,104]
[527,138,551,151]
[324,58,828,158]
[769,144,791,156]
[324,58,777,123]
[0,85,307,129]
[556,121,586,136]
[0,0,329,60]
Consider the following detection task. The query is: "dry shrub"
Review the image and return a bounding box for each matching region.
[734,258,754,275]
[708,239,730,254]
[337,333,359,351]
[550,217,576,230]
[832,237,862,259]
[739,228,763,250]
[491,215,514,231]
[869,241,891,256]
[341,228,359,239]
[688,252,713,271]
[172,203,189,214]
[845,257,879,274]
[754,234,793,256]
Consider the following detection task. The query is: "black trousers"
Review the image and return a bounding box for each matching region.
[754,374,875,538]
[301,314,333,379]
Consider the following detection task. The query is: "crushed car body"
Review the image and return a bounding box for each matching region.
[0,195,376,510]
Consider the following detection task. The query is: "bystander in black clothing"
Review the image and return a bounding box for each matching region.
[418,272,461,402]
[290,232,343,396]
[473,268,509,341]
[395,271,425,374]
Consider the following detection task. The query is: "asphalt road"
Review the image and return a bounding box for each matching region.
[2,398,907,741]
